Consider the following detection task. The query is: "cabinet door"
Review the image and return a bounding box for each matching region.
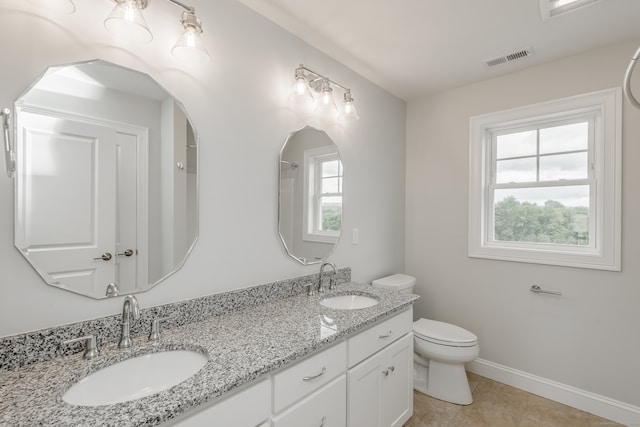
[382,334,413,427]
[347,333,414,427]
[347,347,386,427]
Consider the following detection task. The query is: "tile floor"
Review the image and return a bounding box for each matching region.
[404,372,624,427]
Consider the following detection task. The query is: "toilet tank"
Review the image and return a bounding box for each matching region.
[371,274,416,294]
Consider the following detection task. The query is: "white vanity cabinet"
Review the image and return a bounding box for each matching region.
[171,342,347,427]
[169,309,413,427]
[347,309,414,427]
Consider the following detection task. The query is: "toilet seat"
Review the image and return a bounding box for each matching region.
[414,319,477,347]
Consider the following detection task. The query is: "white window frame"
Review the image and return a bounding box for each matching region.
[468,88,621,271]
[303,146,342,244]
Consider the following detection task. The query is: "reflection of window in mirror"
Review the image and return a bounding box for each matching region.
[304,146,342,243]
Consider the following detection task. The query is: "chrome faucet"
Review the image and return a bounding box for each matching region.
[318,261,337,293]
[105,282,119,298]
[118,295,140,349]
[64,335,100,360]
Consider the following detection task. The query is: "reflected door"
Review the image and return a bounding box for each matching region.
[15,109,140,296]
[114,130,139,292]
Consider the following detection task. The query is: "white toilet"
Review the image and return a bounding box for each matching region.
[372,274,479,405]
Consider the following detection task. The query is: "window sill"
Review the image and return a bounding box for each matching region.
[468,244,620,271]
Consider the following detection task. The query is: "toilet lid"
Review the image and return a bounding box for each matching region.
[413,318,477,346]
[371,274,416,291]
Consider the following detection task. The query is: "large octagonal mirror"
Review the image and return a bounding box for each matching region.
[13,60,198,299]
[279,126,342,265]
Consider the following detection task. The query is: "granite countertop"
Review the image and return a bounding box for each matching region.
[0,283,418,427]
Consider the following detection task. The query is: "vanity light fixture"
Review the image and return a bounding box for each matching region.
[290,64,360,122]
[315,78,339,118]
[171,10,208,62]
[289,66,315,108]
[339,90,360,122]
[104,0,209,62]
[104,0,153,43]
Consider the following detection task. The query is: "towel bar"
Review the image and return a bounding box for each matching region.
[530,285,562,296]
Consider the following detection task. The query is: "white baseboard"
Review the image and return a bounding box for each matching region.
[467,358,640,427]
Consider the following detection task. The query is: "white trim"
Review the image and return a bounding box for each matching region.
[467,358,640,426]
[302,145,341,244]
[468,88,622,271]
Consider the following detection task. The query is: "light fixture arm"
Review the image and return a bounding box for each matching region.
[2,108,15,178]
[165,0,203,35]
[623,44,640,109]
[166,0,195,14]
[296,64,351,93]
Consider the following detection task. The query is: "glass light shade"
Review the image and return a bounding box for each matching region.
[172,28,210,63]
[104,0,153,44]
[315,80,338,119]
[338,92,360,122]
[289,77,314,109]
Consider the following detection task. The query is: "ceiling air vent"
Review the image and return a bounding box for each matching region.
[485,48,534,68]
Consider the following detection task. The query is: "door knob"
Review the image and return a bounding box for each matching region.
[117,249,134,257]
[93,252,112,261]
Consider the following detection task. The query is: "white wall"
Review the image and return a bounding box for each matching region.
[406,39,640,409]
[0,0,406,336]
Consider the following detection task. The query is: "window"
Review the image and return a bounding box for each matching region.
[469,88,621,270]
[303,146,342,243]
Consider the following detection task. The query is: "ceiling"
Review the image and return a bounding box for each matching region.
[235,0,640,101]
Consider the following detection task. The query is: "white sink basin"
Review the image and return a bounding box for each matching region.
[63,350,208,406]
[320,294,379,310]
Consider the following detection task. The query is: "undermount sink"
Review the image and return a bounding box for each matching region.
[62,350,208,406]
[320,294,379,310]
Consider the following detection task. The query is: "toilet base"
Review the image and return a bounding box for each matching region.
[413,359,473,405]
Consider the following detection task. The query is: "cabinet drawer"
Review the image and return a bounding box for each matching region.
[347,308,412,367]
[170,378,271,426]
[273,341,346,412]
[272,376,346,427]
